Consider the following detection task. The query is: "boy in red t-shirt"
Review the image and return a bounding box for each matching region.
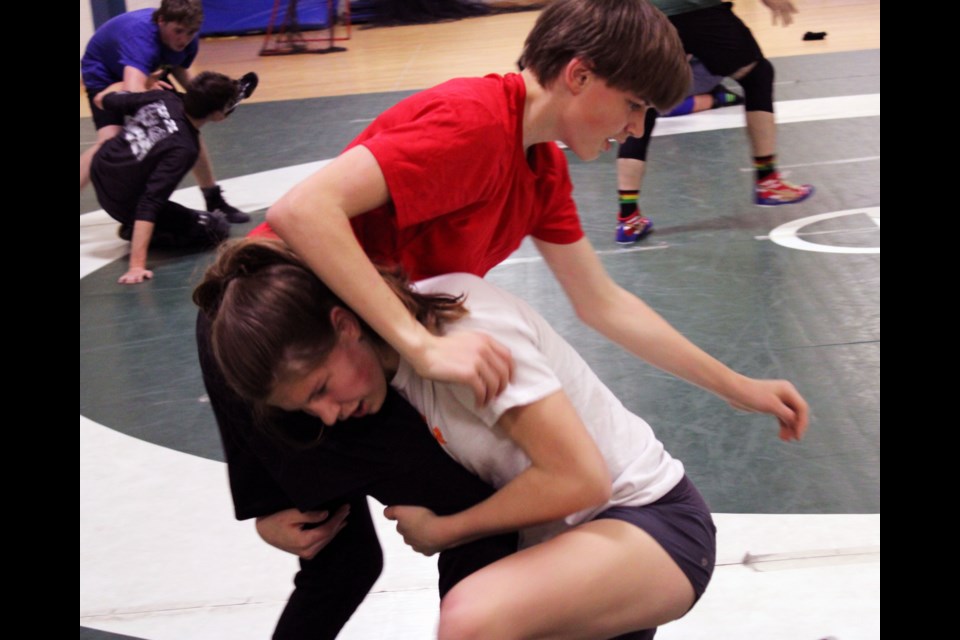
[202,1,809,638]
[264,0,805,433]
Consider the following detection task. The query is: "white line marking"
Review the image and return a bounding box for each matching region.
[740,546,880,572]
[595,244,671,257]
[739,155,880,172]
[766,208,880,254]
[498,243,669,267]
[754,226,879,241]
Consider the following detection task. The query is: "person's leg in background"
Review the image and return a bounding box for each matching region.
[614,58,741,245]
[615,108,658,245]
[672,3,813,206]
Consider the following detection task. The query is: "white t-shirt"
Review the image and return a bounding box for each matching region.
[391,273,685,547]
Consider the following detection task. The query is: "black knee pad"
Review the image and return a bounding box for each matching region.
[738,57,774,113]
[617,109,659,162]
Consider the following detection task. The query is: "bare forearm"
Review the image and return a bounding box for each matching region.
[387,394,615,554]
[435,393,610,548]
[128,220,154,269]
[117,220,156,284]
[537,238,809,438]
[437,465,609,548]
[122,66,149,92]
[540,238,743,401]
[578,284,808,440]
[580,284,747,401]
[267,196,432,364]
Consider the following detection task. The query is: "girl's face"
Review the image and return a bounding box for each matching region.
[561,65,650,160]
[266,309,390,425]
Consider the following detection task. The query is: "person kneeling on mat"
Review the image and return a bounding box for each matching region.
[90,70,257,284]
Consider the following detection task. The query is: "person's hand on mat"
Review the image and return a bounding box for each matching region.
[415,331,514,407]
[724,376,810,442]
[256,505,350,560]
[118,266,154,285]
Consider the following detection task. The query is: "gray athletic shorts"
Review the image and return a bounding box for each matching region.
[596,475,717,602]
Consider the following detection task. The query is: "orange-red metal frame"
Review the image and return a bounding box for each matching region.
[260,0,352,56]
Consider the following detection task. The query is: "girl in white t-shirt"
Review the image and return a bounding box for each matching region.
[195,238,806,640]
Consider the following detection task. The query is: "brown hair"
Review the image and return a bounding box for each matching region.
[154,0,204,29]
[193,238,467,407]
[519,0,690,111]
[183,71,240,119]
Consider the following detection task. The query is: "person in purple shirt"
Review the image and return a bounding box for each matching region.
[80,0,248,222]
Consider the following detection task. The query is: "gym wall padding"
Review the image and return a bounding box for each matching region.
[200,1,337,36]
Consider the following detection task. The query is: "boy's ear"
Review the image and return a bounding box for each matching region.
[563,58,592,95]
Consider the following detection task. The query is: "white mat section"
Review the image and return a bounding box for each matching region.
[80,413,878,639]
[653,93,880,137]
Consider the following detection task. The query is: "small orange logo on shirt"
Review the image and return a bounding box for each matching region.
[431,426,447,445]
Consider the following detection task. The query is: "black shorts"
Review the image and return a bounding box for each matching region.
[85,87,125,130]
[596,475,717,603]
[669,2,764,78]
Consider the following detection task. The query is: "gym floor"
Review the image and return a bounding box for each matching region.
[80,3,880,638]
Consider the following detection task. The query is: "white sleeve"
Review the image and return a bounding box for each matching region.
[440,278,563,427]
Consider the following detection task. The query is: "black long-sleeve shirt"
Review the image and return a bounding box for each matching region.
[90,90,199,224]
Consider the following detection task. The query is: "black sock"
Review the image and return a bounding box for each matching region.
[618,190,639,219]
[753,155,777,182]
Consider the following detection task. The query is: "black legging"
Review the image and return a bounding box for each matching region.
[618,108,660,163]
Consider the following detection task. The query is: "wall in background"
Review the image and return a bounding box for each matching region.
[81,1,160,62]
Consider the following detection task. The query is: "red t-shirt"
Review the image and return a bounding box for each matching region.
[251,73,583,280]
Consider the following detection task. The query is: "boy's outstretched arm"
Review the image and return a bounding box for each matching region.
[535,237,808,441]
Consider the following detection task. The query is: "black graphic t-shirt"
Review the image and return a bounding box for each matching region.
[90,90,200,224]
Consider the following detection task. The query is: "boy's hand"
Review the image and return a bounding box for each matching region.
[146,69,174,91]
[726,376,810,442]
[417,331,514,407]
[118,266,154,284]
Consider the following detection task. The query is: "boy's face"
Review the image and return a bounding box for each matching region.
[158,19,200,52]
[563,69,650,161]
